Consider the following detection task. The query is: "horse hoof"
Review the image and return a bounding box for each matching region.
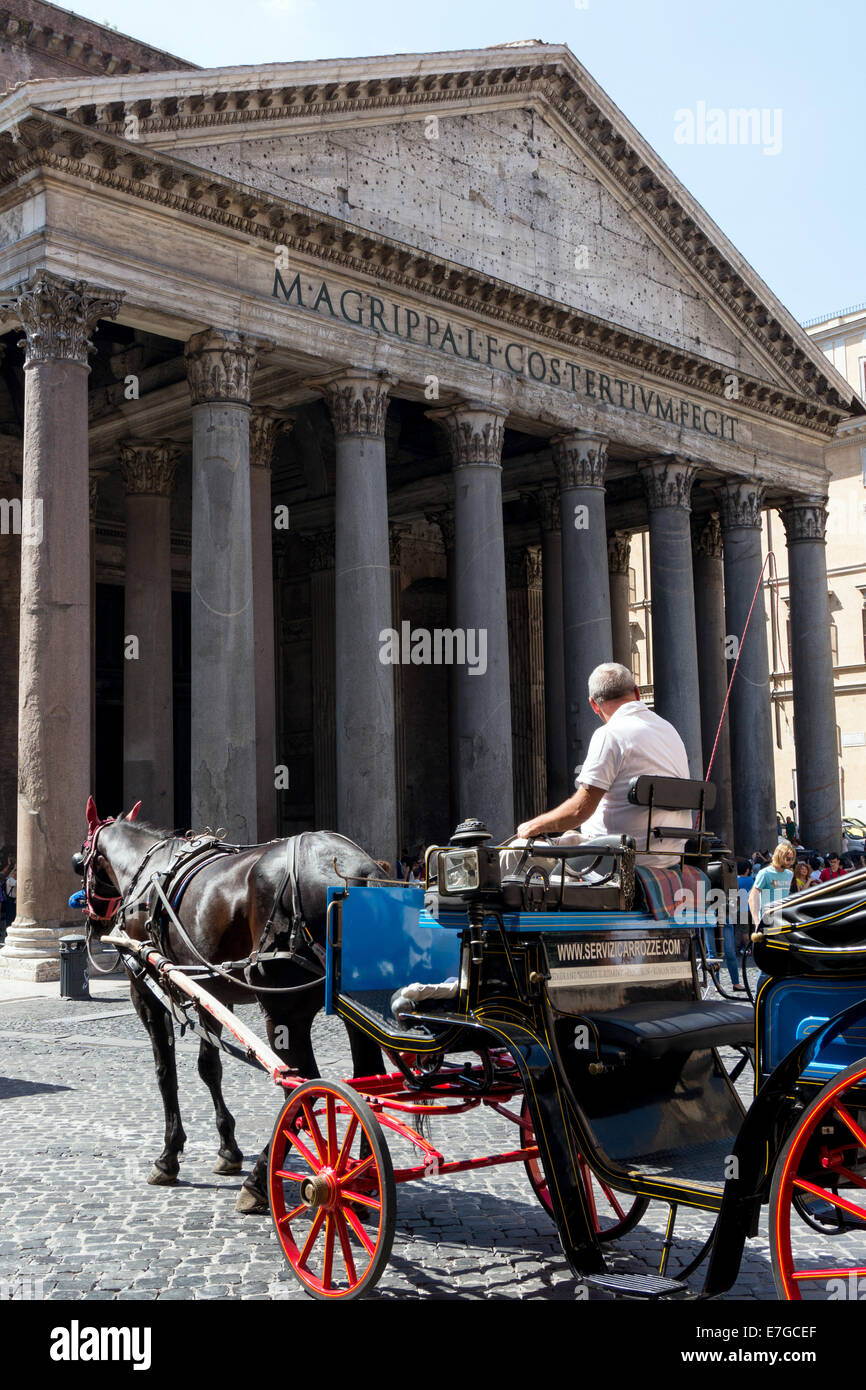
[147,1165,178,1186]
[213,1156,243,1175]
[235,1186,268,1215]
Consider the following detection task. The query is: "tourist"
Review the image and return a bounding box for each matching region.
[791,860,811,892]
[723,858,755,991]
[809,855,824,884]
[819,852,846,882]
[748,843,795,925]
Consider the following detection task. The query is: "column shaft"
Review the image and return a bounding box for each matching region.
[537,486,567,806]
[692,514,734,845]
[554,432,612,781]
[781,497,842,851]
[608,531,633,670]
[308,531,337,829]
[640,457,703,778]
[250,413,288,842]
[719,482,776,855]
[186,329,262,843]
[121,442,177,827]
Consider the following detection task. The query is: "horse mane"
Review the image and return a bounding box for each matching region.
[121,819,177,841]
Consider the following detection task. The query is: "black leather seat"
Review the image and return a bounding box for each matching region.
[578,1000,754,1060]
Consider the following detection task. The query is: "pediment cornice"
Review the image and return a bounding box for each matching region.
[0,102,853,438]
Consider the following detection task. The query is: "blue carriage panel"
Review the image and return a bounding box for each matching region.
[759,974,866,1082]
[420,907,657,932]
[326,885,461,1016]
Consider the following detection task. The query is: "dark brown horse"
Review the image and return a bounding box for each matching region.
[74,797,384,1211]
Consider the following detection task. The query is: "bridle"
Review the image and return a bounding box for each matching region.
[77,818,125,925]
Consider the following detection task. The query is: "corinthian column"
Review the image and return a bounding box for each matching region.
[428,400,513,839]
[607,530,633,670]
[718,480,775,855]
[780,496,842,851]
[120,440,179,828]
[185,329,264,843]
[0,272,121,980]
[307,529,337,829]
[250,411,290,841]
[692,513,734,845]
[638,455,703,777]
[553,431,612,783]
[0,428,21,854]
[313,369,397,862]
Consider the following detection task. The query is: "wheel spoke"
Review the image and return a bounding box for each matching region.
[342,1188,382,1211]
[274,1169,308,1182]
[340,1153,376,1185]
[833,1103,866,1151]
[322,1214,335,1288]
[792,1265,866,1280]
[343,1205,376,1255]
[599,1183,626,1220]
[286,1129,321,1173]
[327,1095,339,1166]
[297,1208,326,1269]
[336,1211,358,1284]
[277,1202,307,1226]
[301,1102,328,1164]
[335,1115,359,1177]
[794,1178,866,1223]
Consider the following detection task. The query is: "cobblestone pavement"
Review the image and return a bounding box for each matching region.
[0,967,805,1302]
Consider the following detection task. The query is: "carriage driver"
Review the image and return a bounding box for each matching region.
[507,661,693,873]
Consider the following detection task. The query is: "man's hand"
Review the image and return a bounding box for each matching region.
[517,817,553,839]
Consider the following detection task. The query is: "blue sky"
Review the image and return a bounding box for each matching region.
[70,0,862,324]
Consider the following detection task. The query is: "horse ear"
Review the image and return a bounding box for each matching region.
[86,796,100,832]
[126,801,142,822]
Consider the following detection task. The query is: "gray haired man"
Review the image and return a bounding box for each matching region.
[513,662,692,869]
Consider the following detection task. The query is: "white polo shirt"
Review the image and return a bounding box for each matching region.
[577,700,694,867]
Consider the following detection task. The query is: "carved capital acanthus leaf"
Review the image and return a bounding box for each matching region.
[119,440,180,496]
[250,411,292,470]
[639,455,697,511]
[4,271,123,367]
[185,328,265,406]
[425,509,456,552]
[780,494,828,544]
[428,400,507,467]
[607,530,632,574]
[552,432,608,490]
[314,369,396,437]
[525,544,543,590]
[717,480,765,530]
[693,512,723,559]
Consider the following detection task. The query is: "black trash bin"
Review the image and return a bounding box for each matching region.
[60,934,90,1000]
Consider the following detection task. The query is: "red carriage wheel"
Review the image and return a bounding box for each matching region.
[519,1097,648,1240]
[771,1057,866,1300]
[268,1078,396,1300]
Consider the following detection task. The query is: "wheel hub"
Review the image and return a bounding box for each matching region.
[299,1170,336,1209]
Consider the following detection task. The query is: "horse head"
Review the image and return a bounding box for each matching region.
[73,797,145,922]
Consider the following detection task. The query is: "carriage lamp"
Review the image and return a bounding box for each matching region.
[437,819,501,898]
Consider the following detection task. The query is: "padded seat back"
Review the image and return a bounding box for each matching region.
[635,864,709,920]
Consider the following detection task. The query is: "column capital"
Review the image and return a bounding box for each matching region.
[779,494,828,544]
[250,410,292,470]
[185,328,269,406]
[607,530,632,574]
[310,368,397,437]
[717,478,765,530]
[305,528,335,572]
[3,271,122,368]
[551,431,608,490]
[389,523,410,568]
[119,439,180,497]
[428,398,508,467]
[89,472,101,520]
[425,508,456,552]
[638,455,697,510]
[692,512,723,559]
[526,545,543,590]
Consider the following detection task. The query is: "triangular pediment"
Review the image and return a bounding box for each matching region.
[1,41,859,418]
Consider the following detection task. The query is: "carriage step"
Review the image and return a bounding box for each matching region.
[585,1272,689,1299]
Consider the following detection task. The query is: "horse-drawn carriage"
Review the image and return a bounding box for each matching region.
[74,778,866,1301]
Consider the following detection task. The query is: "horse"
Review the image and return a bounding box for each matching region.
[74,797,385,1212]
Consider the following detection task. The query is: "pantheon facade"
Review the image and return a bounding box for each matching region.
[0,15,860,977]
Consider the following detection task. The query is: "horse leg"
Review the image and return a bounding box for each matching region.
[196,1024,244,1175]
[129,974,187,1185]
[236,1000,319,1214]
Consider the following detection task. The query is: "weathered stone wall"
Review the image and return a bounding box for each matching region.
[181,108,769,377]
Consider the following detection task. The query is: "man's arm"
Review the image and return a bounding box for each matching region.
[517,784,605,839]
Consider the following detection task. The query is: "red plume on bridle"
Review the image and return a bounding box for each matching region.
[127,801,142,822]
